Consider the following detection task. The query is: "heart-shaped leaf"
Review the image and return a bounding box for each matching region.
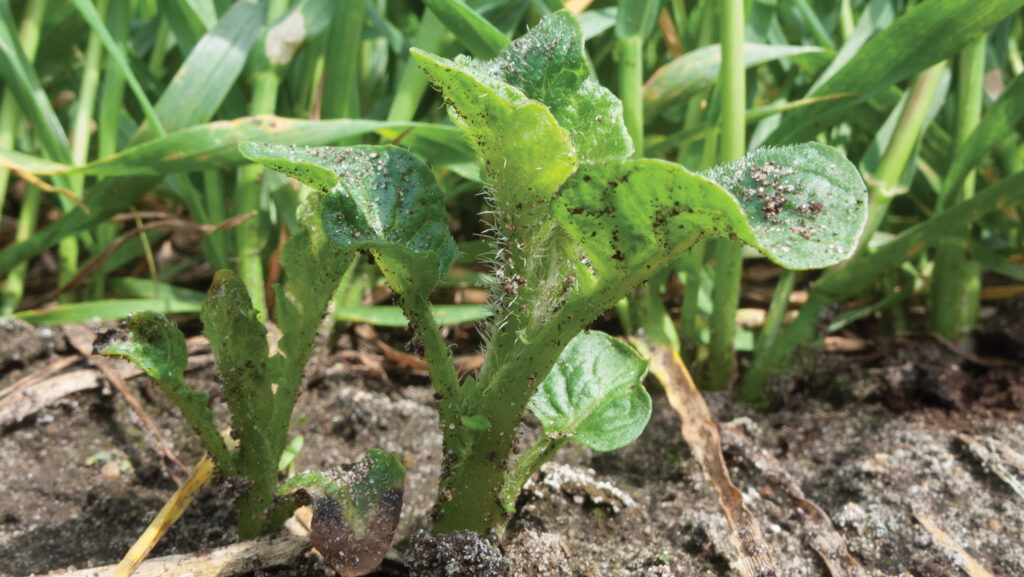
[279,450,405,577]
[240,143,457,300]
[528,331,651,451]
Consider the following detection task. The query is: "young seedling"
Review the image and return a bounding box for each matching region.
[242,10,867,537]
[95,169,405,574]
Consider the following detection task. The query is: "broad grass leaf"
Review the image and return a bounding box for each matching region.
[528,331,651,452]
[643,43,829,119]
[421,0,507,59]
[15,297,200,325]
[768,0,1024,144]
[136,0,264,141]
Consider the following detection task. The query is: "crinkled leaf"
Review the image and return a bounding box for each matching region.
[279,450,405,577]
[555,143,866,299]
[411,10,632,214]
[240,143,456,299]
[95,311,232,468]
[528,331,651,452]
[489,10,632,161]
[411,49,576,211]
[201,271,274,453]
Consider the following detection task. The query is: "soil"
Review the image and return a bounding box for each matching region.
[1,298,1023,577]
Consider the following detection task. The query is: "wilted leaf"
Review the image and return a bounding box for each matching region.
[95,311,233,469]
[279,450,405,577]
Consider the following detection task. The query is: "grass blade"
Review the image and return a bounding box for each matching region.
[941,71,1024,203]
[421,0,508,58]
[768,0,1024,144]
[643,44,828,119]
[0,119,471,177]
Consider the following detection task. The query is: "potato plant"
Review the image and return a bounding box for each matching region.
[94,177,404,574]
[242,10,868,537]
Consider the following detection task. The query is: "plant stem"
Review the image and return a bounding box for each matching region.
[234,0,290,319]
[929,36,985,341]
[754,269,795,354]
[618,35,644,157]
[706,0,745,391]
[861,62,946,247]
[498,437,568,507]
[87,0,129,301]
[147,17,171,78]
[401,293,460,419]
[677,2,715,358]
[62,0,110,302]
[321,0,365,120]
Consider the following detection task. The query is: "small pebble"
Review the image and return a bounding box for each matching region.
[100,462,120,480]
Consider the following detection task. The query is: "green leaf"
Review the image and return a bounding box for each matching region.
[240,143,457,299]
[643,43,829,119]
[421,0,508,59]
[334,304,491,327]
[555,143,867,302]
[460,414,491,431]
[411,10,634,213]
[528,331,651,451]
[941,72,1024,204]
[700,143,869,268]
[768,0,1024,144]
[95,311,233,469]
[411,49,577,212]
[278,450,404,576]
[201,270,273,459]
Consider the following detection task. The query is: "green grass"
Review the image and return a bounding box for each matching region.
[1,0,1022,405]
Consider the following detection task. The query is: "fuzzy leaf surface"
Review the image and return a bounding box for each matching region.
[240,143,456,299]
[411,9,632,215]
[201,271,274,461]
[555,143,866,303]
[528,331,650,451]
[96,311,232,468]
[279,450,405,576]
